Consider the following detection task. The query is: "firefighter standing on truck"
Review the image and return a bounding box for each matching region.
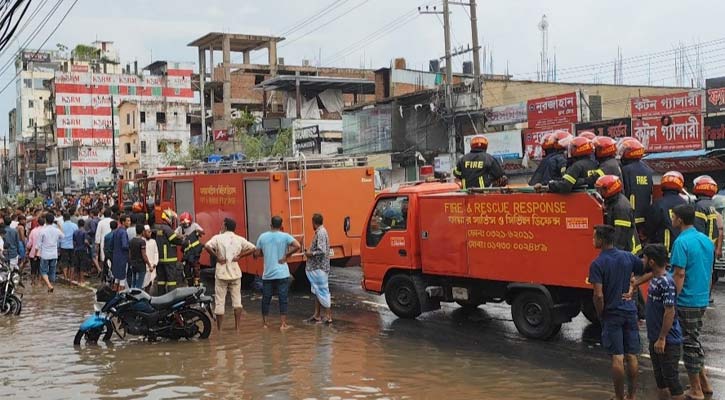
[537,136,599,193]
[176,212,205,287]
[592,136,622,181]
[645,171,687,254]
[155,209,184,294]
[595,175,642,255]
[691,175,723,303]
[453,135,507,189]
[618,138,653,230]
[528,131,570,186]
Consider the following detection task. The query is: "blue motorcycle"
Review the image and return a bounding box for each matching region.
[74,286,213,345]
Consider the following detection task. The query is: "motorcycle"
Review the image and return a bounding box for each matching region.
[74,286,214,345]
[0,258,22,315]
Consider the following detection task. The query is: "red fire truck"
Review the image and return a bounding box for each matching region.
[351,182,608,340]
[119,156,375,278]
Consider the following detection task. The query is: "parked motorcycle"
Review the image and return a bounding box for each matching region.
[0,258,22,315]
[74,286,213,345]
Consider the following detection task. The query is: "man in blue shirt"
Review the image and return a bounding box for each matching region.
[254,216,301,330]
[59,212,78,280]
[589,224,643,400]
[642,244,684,400]
[670,204,714,399]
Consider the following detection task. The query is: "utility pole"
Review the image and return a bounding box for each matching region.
[110,95,119,185]
[33,123,38,197]
[469,0,481,102]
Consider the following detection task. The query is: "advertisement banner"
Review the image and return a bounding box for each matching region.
[704,115,725,149]
[526,92,578,130]
[645,157,725,174]
[632,114,703,152]
[21,51,51,63]
[522,124,573,159]
[706,77,725,114]
[464,130,523,159]
[630,91,702,118]
[575,118,631,139]
[487,102,527,126]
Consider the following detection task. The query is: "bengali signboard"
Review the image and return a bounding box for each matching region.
[487,102,527,126]
[21,51,51,63]
[522,124,573,159]
[630,91,702,118]
[575,118,631,139]
[706,77,725,114]
[632,114,703,153]
[463,130,523,159]
[527,92,579,130]
[645,157,725,174]
[704,115,725,149]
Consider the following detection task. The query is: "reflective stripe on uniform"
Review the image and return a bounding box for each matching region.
[167,281,177,286]
[629,194,636,210]
[614,219,632,227]
[168,233,178,241]
[461,179,467,189]
[563,174,576,184]
[635,217,645,224]
[479,176,485,188]
[157,281,166,285]
[185,240,200,252]
[160,258,177,263]
[665,229,671,252]
[594,169,604,177]
[695,211,708,221]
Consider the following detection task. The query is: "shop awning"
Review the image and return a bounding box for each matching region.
[643,149,725,173]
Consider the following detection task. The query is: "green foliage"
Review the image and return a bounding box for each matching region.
[164,143,215,167]
[72,44,100,60]
[269,128,292,157]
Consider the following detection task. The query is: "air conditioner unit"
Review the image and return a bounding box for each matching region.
[231,110,241,119]
[278,57,285,66]
[302,59,310,67]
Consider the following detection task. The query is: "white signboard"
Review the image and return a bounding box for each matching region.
[464,130,523,159]
[434,155,453,173]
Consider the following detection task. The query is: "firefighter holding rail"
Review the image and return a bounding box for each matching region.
[453,135,507,189]
[528,130,569,186]
[535,136,599,193]
[645,171,687,254]
[155,209,184,294]
[595,175,642,255]
[176,212,205,287]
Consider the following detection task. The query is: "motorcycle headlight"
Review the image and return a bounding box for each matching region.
[11,273,20,285]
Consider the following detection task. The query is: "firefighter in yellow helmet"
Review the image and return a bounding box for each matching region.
[154,209,184,294]
[453,135,507,189]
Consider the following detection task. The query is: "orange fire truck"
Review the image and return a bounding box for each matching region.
[119,156,375,278]
[351,182,609,340]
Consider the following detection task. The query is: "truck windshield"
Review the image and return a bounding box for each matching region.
[367,196,409,247]
[123,181,140,203]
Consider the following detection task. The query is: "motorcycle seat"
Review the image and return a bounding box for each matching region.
[150,287,200,308]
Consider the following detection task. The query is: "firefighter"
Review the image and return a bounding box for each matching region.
[592,136,622,181]
[691,175,723,304]
[538,136,599,193]
[595,175,642,255]
[618,138,653,229]
[645,171,687,254]
[176,212,205,286]
[155,209,184,294]
[453,135,507,189]
[578,130,596,140]
[131,201,147,226]
[528,130,570,186]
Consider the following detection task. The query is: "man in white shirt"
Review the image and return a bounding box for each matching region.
[95,209,113,279]
[204,218,256,334]
[38,213,65,293]
[142,225,159,290]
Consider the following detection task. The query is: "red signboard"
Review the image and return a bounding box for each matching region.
[630,91,702,118]
[527,92,578,130]
[645,157,725,174]
[71,64,89,72]
[523,124,573,159]
[213,129,230,141]
[632,114,702,153]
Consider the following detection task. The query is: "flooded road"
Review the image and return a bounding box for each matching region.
[1,267,723,399]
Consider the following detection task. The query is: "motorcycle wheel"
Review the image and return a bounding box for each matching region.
[174,308,212,340]
[1,295,21,315]
[73,320,114,345]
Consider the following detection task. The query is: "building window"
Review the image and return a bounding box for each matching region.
[173,142,181,152]
[132,112,135,129]
[156,112,166,124]
[125,143,131,154]
[28,100,33,108]
[158,141,167,153]
[140,111,146,123]
[28,118,34,128]
[255,75,265,84]
[126,113,130,125]
[140,141,146,154]
[185,114,191,124]
[23,79,31,88]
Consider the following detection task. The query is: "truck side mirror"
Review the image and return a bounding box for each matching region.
[343,216,351,234]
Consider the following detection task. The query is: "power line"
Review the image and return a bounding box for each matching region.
[279,0,350,37]
[0,0,31,52]
[0,0,49,59]
[278,0,370,50]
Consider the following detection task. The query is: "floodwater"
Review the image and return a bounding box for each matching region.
[1,268,722,400]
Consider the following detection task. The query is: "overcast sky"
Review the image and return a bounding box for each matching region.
[2,0,725,137]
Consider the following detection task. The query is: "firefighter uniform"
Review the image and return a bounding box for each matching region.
[597,157,623,181]
[645,190,686,253]
[694,197,721,244]
[155,223,184,294]
[621,160,654,225]
[453,150,506,189]
[528,151,567,186]
[177,224,204,286]
[603,193,642,255]
[548,157,599,193]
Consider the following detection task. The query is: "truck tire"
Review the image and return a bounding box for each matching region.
[511,291,561,340]
[581,298,599,325]
[385,274,423,319]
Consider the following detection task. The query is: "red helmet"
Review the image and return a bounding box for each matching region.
[470,135,488,151]
[179,212,192,224]
[595,175,623,199]
[542,130,571,150]
[578,131,597,140]
[562,136,594,158]
[661,171,684,192]
[132,202,143,213]
[692,175,718,198]
[593,136,617,159]
[618,137,645,160]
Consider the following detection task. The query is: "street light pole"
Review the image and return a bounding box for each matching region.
[110,95,119,185]
[33,123,38,197]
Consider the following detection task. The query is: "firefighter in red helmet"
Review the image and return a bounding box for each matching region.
[595,175,641,255]
[618,138,653,230]
[528,130,570,186]
[538,136,599,193]
[176,211,205,286]
[592,136,622,181]
[453,135,507,189]
[691,175,723,303]
[645,171,687,254]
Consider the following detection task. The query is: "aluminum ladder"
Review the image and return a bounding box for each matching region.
[285,154,307,255]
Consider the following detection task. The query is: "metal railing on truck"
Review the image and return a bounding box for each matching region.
[159,156,368,176]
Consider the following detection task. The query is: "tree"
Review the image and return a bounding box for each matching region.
[163,142,214,167]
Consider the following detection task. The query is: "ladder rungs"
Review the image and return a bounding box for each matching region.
[292,234,305,238]
[288,178,302,181]
[289,196,302,200]
[290,215,304,219]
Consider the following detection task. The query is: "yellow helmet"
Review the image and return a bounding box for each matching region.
[161,209,177,225]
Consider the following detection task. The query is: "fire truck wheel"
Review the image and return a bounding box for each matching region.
[581,298,599,325]
[385,275,423,319]
[511,291,561,340]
